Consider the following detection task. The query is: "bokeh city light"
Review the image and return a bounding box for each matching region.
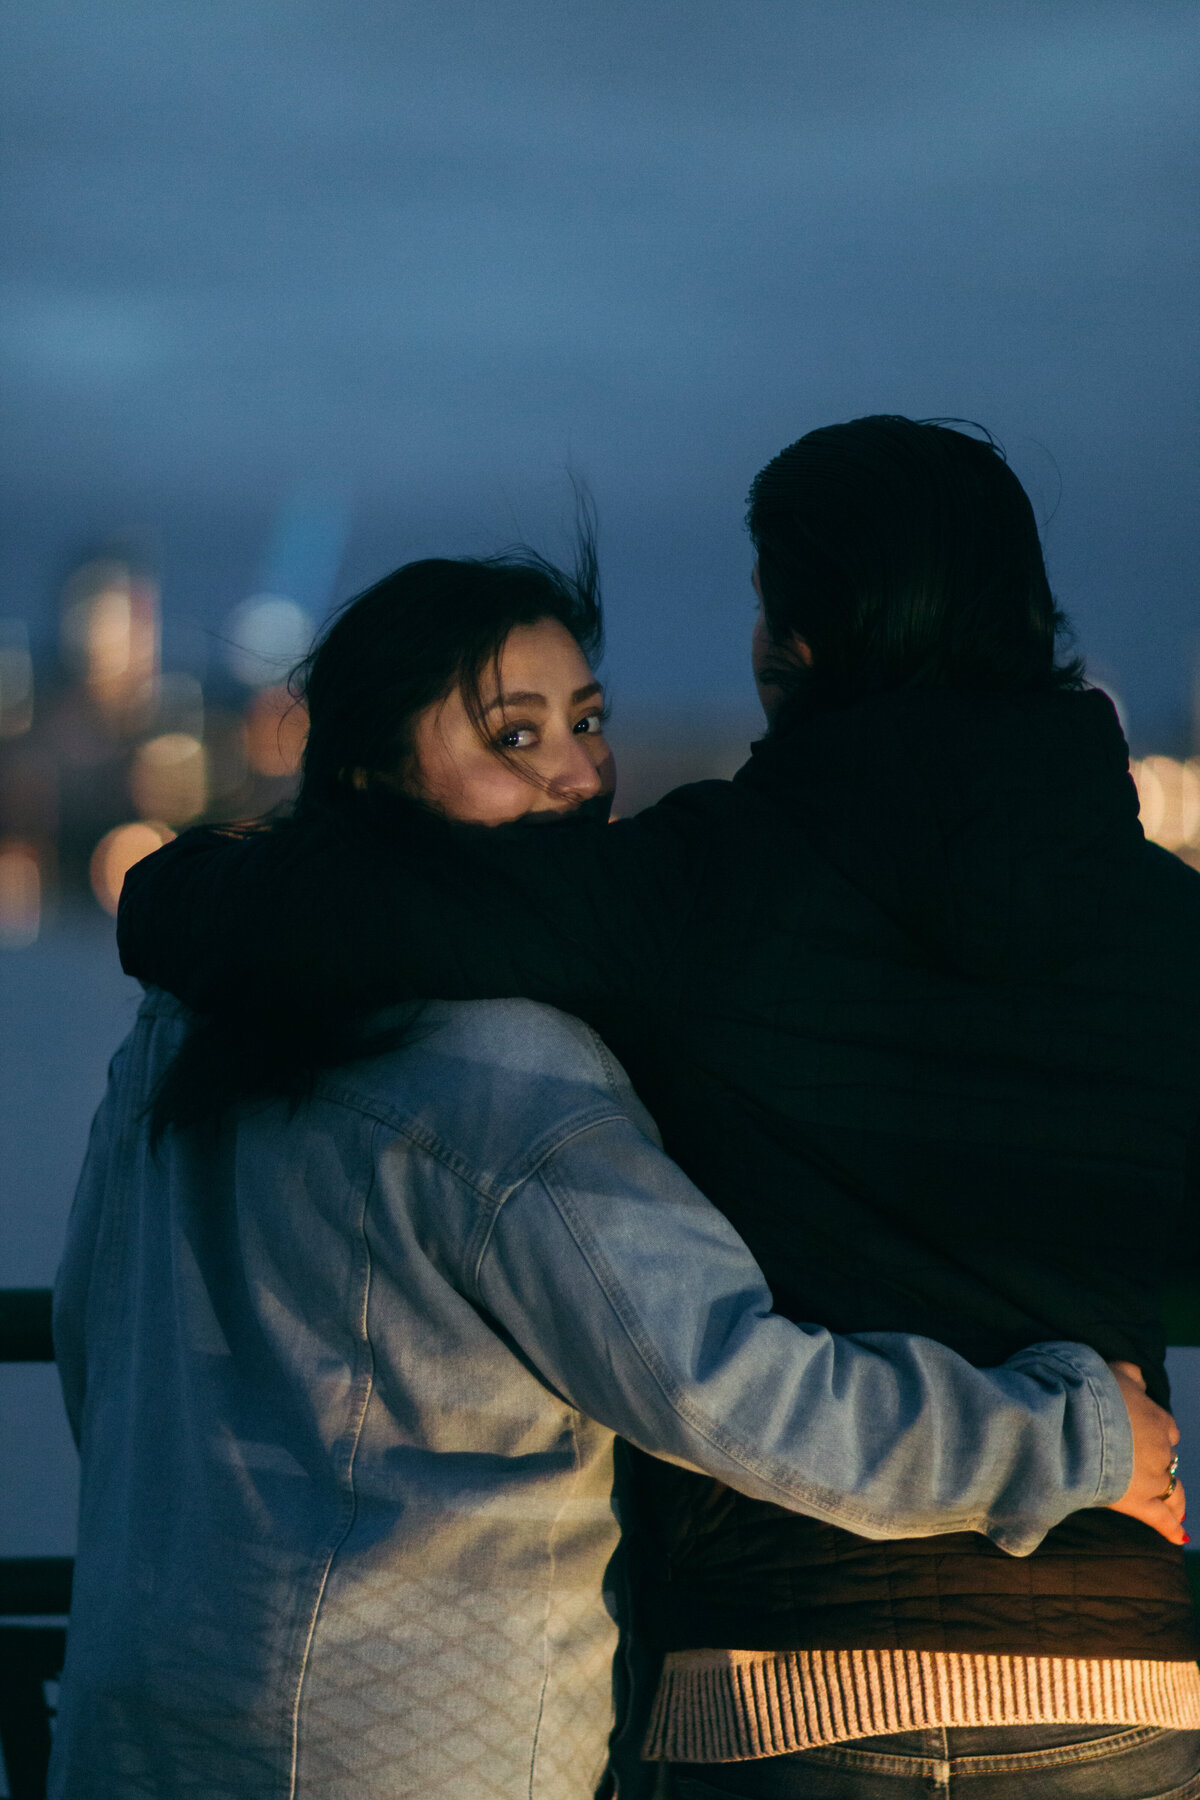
[244,686,308,778]
[0,841,42,949]
[89,822,176,918]
[1,546,1198,947]
[1131,757,1200,863]
[0,557,317,941]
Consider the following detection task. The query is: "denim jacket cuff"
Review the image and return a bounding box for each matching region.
[1009,1340,1134,1509]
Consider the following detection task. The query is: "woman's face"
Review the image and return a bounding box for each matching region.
[410,618,615,825]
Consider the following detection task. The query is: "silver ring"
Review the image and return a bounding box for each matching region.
[1160,1453,1181,1502]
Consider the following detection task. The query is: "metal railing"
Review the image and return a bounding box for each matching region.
[0,1294,53,1366]
[1,1292,68,1800]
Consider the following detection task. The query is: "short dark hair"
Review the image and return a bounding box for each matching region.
[296,533,602,815]
[746,414,1082,707]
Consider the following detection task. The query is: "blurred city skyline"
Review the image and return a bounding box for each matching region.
[1,0,1197,749]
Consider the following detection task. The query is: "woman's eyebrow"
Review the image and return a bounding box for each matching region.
[484,681,603,714]
[484,690,546,714]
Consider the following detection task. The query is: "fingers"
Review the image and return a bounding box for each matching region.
[1104,1361,1188,1541]
[1110,1481,1188,1544]
[1108,1367,1179,1459]
[1171,1479,1187,1530]
[1106,1359,1180,1443]
[1146,1504,1185,1546]
[1147,1483,1187,1546]
[1160,1477,1186,1528]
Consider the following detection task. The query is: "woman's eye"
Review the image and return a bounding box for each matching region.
[496,725,537,750]
[574,711,608,736]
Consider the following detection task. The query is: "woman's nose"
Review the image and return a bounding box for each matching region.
[548,735,603,800]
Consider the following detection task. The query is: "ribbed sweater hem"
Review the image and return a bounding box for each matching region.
[643,1651,1200,1763]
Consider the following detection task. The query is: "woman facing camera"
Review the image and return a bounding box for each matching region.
[120,422,1200,1798]
[50,545,1167,1800]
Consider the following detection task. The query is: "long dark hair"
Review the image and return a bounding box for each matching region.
[150,530,603,1138]
[747,414,1083,710]
[296,538,602,812]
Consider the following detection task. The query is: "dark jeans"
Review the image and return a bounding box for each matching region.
[667,1723,1200,1799]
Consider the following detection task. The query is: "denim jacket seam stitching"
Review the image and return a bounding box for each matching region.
[1062,1357,1112,1506]
[288,1142,380,1797]
[579,1026,625,1099]
[1007,1344,1115,1510]
[1092,1366,1110,1504]
[467,1110,634,1299]
[80,1032,141,1406]
[527,1411,586,1798]
[316,1081,629,1213]
[314,1083,501,1198]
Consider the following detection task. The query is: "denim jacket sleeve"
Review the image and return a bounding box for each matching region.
[474,1112,1131,1558]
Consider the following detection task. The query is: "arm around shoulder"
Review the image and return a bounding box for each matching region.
[117,798,704,1017]
[474,1110,1129,1556]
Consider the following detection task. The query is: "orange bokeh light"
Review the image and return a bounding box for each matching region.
[244,685,308,777]
[90,821,176,917]
[1131,756,1200,852]
[0,840,41,948]
[129,733,209,825]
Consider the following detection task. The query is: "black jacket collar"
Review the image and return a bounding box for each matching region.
[735,686,1143,977]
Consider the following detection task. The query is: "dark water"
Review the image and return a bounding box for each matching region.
[1,912,142,1555]
[3,918,1199,1558]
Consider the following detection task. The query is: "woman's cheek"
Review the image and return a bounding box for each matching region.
[594,745,617,793]
[465,761,543,824]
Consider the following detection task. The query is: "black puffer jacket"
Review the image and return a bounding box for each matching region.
[120,687,1200,1658]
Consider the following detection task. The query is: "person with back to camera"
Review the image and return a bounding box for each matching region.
[118,419,1200,1798]
[52,544,1177,1800]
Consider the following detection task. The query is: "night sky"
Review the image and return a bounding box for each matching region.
[2,0,1197,745]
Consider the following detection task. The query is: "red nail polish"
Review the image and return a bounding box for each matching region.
[1183,1533,1191,1545]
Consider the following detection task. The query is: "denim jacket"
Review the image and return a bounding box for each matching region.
[50,992,1129,1800]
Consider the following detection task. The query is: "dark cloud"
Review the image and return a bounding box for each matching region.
[1,0,1196,736]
